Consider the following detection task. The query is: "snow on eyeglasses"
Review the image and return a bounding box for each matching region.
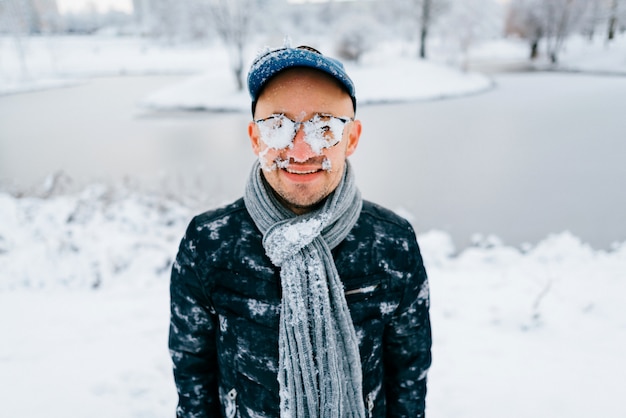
[255,113,353,154]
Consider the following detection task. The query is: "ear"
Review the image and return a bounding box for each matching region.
[345,119,362,157]
[248,121,262,156]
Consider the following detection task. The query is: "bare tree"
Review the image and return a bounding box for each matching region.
[2,0,32,79]
[419,0,432,58]
[607,0,621,40]
[507,0,587,63]
[208,0,256,91]
[334,14,379,63]
[390,0,449,59]
[331,2,382,63]
[509,0,540,59]
[133,0,212,41]
[150,0,188,42]
[580,0,604,40]
[506,0,543,59]
[437,0,504,71]
[543,0,588,63]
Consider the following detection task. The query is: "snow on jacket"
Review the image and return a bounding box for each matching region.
[169,198,432,418]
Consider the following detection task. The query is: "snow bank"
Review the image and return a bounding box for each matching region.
[0,36,222,95]
[2,186,624,319]
[1,35,493,108]
[3,34,625,110]
[0,185,189,291]
[140,57,494,112]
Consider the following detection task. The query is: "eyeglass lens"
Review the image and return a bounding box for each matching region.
[256,114,350,153]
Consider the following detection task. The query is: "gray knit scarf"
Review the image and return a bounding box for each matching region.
[244,160,365,418]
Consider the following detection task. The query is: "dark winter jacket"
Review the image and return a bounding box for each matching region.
[169,198,432,418]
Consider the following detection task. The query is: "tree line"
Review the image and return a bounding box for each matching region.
[506,0,625,63]
[1,0,624,88]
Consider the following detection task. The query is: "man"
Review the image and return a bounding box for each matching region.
[169,45,432,418]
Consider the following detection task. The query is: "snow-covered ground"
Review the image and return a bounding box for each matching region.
[4,34,625,106]
[1,184,625,417]
[1,34,626,417]
[0,36,215,95]
[138,42,495,111]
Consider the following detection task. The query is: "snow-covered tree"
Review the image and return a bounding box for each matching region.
[1,0,32,79]
[1,0,35,34]
[577,0,626,42]
[0,0,62,34]
[150,0,187,42]
[389,0,450,59]
[607,0,625,40]
[507,0,588,63]
[134,0,213,42]
[418,0,433,58]
[435,0,505,70]
[579,0,605,40]
[543,0,588,63]
[208,0,258,91]
[334,13,379,63]
[326,1,382,63]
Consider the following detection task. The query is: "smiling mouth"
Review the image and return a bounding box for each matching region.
[276,157,331,174]
[285,167,321,175]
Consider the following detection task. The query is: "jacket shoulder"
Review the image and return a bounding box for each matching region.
[334,200,423,278]
[180,198,262,270]
[187,198,255,243]
[192,198,248,228]
[359,200,415,236]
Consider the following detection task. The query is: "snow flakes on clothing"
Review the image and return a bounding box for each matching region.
[248,299,271,317]
[263,215,327,266]
[197,215,230,240]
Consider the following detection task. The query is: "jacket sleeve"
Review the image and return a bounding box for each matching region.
[383,231,432,418]
[169,219,221,418]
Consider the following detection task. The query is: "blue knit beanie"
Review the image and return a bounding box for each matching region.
[247,45,356,115]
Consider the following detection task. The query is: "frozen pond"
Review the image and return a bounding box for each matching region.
[1,73,625,249]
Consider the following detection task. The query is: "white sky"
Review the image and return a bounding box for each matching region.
[56,0,133,14]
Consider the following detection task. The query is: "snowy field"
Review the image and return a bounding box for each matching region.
[1,34,626,417]
[1,185,625,417]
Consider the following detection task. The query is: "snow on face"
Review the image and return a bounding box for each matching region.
[256,116,295,150]
[255,114,348,168]
[259,154,332,173]
[257,147,275,171]
[301,114,346,154]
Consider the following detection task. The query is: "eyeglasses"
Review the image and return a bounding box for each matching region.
[254,113,353,153]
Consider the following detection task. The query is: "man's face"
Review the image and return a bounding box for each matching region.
[248,68,361,214]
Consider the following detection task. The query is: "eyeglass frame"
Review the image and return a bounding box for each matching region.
[253,113,354,151]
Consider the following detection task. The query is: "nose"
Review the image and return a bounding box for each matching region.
[286,125,317,162]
